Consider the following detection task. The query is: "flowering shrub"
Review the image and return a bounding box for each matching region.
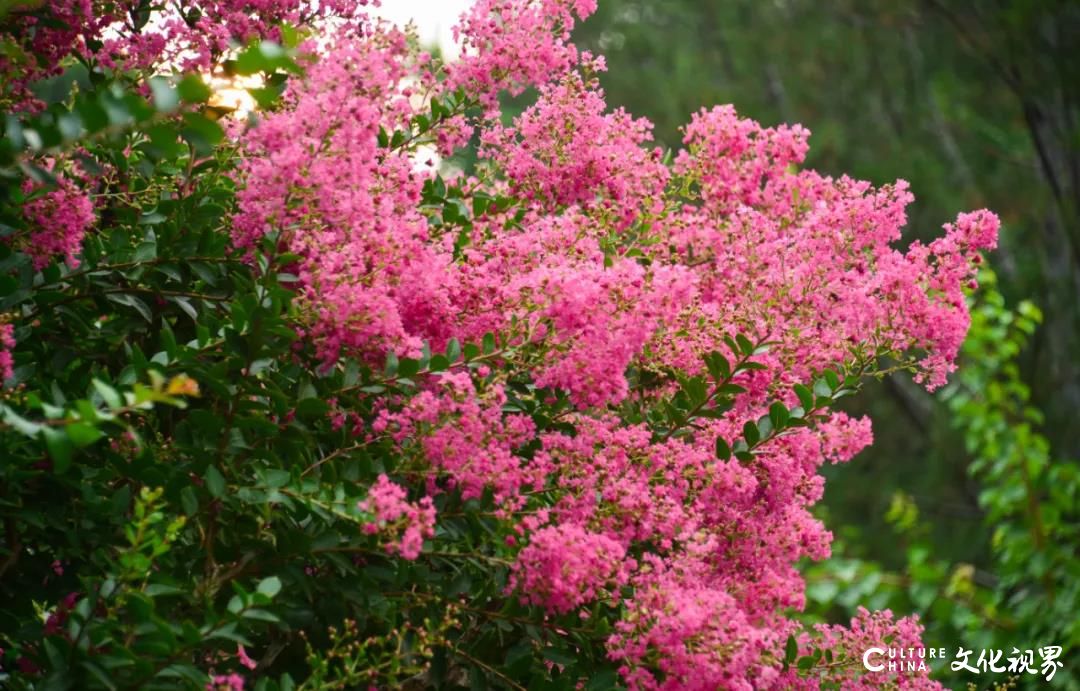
[17,169,96,269]
[0,0,998,689]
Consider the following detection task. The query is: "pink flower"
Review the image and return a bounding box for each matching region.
[358,475,437,560]
[225,12,993,685]
[448,0,598,106]
[207,673,244,691]
[509,524,633,614]
[236,645,256,671]
[17,173,95,269]
[0,323,15,383]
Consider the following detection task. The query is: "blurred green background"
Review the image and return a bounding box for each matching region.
[570,1,1080,688]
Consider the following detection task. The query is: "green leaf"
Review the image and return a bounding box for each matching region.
[242,608,280,622]
[443,198,470,225]
[134,240,157,262]
[742,420,760,447]
[106,292,153,323]
[785,635,799,664]
[586,670,619,690]
[734,449,754,463]
[181,112,224,155]
[171,296,198,321]
[145,584,186,597]
[717,383,747,397]
[682,376,708,406]
[396,358,420,378]
[445,337,461,362]
[43,427,73,472]
[181,486,199,516]
[81,661,119,690]
[234,41,299,76]
[177,74,211,102]
[256,576,282,598]
[813,378,832,398]
[794,383,814,411]
[149,77,179,112]
[769,402,789,429]
[67,421,103,448]
[1,406,43,436]
[715,436,731,460]
[205,466,226,498]
[542,647,576,666]
[735,333,754,356]
[758,414,775,439]
[262,469,290,489]
[705,351,730,380]
[189,261,219,286]
[295,397,329,419]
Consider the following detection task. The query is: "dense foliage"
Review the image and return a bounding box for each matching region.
[0,1,1002,689]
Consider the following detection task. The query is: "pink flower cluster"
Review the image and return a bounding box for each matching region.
[0,323,14,382]
[481,72,668,227]
[233,27,455,366]
[99,0,365,73]
[658,105,1000,393]
[1,0,364,108]
[772,608,939,690]
[206,673,244,691]
[378,373,540,508]
[0,0,106,108]
[229,1,998,687]
[449,0,599,106]
[17,174,95,269]
[508,523,633,614]
[358,474,436,560]
[609,550,780,690]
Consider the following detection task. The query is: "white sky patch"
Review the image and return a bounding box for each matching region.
[369,0,473,59]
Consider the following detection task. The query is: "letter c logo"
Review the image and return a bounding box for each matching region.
[863,647,886,672]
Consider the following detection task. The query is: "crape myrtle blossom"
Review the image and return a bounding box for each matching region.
[0,0,368,109]
[235,1,995,688]
[0,0,369,280]
[377,372,542,508]
[232,24,457,367]
[449,0,599,106]
[206,673,245,691]
[17,172,96,270]
[508,523,633,614]
[480,72,669,228]
[0,0,989,687]
[1,323,16,382]
[358,474,436,560]
[769,609,941,691]
[0,0,997,684]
